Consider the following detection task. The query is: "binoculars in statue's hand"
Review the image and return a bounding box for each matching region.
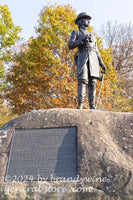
[85,35,92,43]
[82,35,92,43]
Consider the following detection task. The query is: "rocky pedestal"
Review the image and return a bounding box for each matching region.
[0,109,133,200]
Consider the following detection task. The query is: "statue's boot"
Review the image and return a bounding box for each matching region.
[77,82,86,109]
[88,85,96,109]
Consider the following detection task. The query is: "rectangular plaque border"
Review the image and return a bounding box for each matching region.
[5,126,77,182]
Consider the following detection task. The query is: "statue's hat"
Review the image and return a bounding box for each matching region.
[75,12,92,24]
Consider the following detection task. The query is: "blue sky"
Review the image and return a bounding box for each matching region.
[1,0,133,40]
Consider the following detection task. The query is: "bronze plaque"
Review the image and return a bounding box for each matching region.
[5,127,77,181]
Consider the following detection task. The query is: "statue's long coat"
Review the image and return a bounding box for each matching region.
[68,28,104,81]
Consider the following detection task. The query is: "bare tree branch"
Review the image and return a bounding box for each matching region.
[100,21,133,98]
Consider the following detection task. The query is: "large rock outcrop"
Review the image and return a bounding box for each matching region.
[0,109,133,200]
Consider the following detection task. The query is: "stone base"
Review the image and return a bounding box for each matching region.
[0,109,133,200]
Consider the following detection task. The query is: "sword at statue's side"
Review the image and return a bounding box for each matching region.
[95,72,105,109]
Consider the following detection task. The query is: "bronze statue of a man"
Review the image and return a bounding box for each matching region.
[68,12,106,109]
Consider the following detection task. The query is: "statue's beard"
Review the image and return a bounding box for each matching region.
[78,22,89,28]
[83,23,89,27]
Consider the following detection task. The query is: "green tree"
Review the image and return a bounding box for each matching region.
[6,4,132,114]
[0,4,22,92]
[0,5,22,127]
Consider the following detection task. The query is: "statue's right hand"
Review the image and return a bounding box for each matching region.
[75,36,88,47]
[81,35,87,41]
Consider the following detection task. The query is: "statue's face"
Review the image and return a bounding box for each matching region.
[78,18,90,27]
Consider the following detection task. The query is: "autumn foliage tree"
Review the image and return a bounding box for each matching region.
[6,5,77,114]
[6,4,132,114]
